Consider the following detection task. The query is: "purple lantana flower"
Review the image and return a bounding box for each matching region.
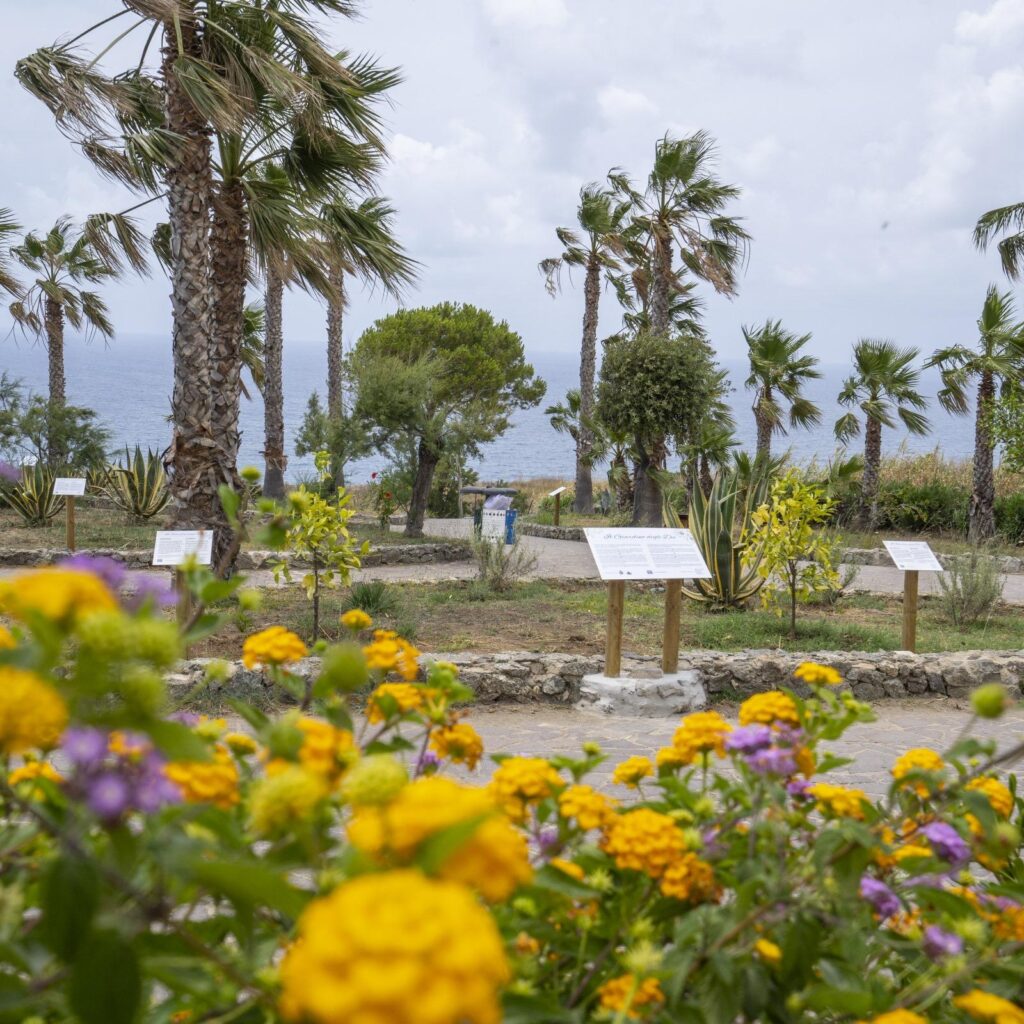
[86,773,132,821]
[61,727,109,768]
[747,746,798,776]
[922,925,963,960]
[860,875,901,919]
[921,822,970,866]
[123,573,178,611]
[787,778,812,799]
[725,724,773,755]
[59,554,127,591]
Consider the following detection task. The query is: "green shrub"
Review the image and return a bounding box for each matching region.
[875,480,968,534]
[937,547,1005,628]
[995,491,1024,544]
[343,580,400,619]
[472,537,537,593]
[102,446,170,520]
[4,463,63,525]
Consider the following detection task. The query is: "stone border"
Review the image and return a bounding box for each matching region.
[519,522,587,542]
[840,546,1024,574]
[166,647,1024,709]
[0,541,471,571]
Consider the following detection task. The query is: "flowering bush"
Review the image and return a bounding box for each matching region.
[0,554,1023,1022]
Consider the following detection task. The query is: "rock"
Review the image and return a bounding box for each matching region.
[576,671,706,717]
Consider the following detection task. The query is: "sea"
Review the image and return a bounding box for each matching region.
[0,334,977,484]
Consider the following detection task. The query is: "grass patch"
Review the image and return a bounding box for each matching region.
[189,579,1024,661]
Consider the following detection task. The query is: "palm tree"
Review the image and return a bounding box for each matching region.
[611,131,749,337]
[743,319,822,461]
[927,286,1024,541]
[319,194,417,421]
[263,265,287,499]
[975,201,1024,281]
[689,368,738,495]
[0,209,22,299]
[834,339,930,527]
[8,215,145,461]
[540,185,628,513]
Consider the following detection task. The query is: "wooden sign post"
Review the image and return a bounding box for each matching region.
[153,531,214,658]
[548,486,567,527]
[883,541,944,653]
[585,529,711,679]
[54,478,87,552]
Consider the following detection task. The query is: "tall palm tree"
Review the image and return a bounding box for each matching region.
[834,339,930,528]
[975,201,1024,281]
[743,319,822,461]
[540,185,628,513]
[263,265,287,499]
[927,286,1024,542]
[0,209,22,300]
[8,215,146,461]
[319,194,417,422]
[689,368,738,496]
[609,132,749,523]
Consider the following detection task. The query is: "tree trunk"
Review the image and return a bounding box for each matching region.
[406,438,439,537]
[209,177,247,494]
[699,454,713,497]
[631,443,662,526]
[649,229,673,338]
[161,8,220,540]
[861,416,882,529]
[575,256,600,513]
[754,391,772,461]
[263,268,287,500]
[44,296,66,466]
[970,371,997,542]
[326,264,345,420]
[788,565,798,639]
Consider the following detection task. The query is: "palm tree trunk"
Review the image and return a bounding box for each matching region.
[649,230,673,338]
[209,178,247,493]
[754,392,772,461]
[44,296,65,466]
[263,268,287,500]
[575,256,600,513]
[699,454,713,496]
[406,438,439,537]
[632,441,663,526]
[161,8,220,538]
[326,264,345,420]
[862,416,882,528]
[970,371,997,542]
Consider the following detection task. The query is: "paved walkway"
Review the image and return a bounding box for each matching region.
[460,699,1024,797]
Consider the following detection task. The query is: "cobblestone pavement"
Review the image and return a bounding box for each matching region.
[458,699,1024,798]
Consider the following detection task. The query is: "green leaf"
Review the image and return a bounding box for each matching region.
[186,860,311,920]
[218,484,241,526]
[501,992,583,1023]
[226,698,270,732]
[40,856,99,961]
[531,864,597,901]
[68,930,141,1024]
[145,719,211,762]
[416,816,488,873]
[803,983,874,1016]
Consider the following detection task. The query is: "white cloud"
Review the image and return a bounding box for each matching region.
[482,0,568,30]
[956,0,1024,45]
[597,84,656,120]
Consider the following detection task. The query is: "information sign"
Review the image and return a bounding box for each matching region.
[883,541,943,573]
[152,530,214,567]
[54,477,87,496]
[585,528,712,580]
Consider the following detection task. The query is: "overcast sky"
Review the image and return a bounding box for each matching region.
[2,0,1024,369]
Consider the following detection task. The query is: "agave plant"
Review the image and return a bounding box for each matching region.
[5,464,64,525]
[663,464,770,608]
[102,446,170,520]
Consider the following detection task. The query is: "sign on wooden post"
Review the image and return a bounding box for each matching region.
[548,486,567,527]
[54,478,86,552]
[585,529,711,679]
[153,531,214,656]
[883,541,943,653]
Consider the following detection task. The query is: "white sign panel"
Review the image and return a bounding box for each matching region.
[152,530,214,567]
[585,528,712,580]
[548,486,567,497]
[481,509,507,540]
[883,541,944,573]
[53,477,87,496]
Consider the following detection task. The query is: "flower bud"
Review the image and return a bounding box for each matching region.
[971,683,1011,719]
[240,465,261,484]
[319,642,369,693]
[237,588,262,611]
[582,741,603,756]
[341,755,407,806]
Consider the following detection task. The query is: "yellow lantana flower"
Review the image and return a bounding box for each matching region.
[241,626,307,669]
[339,608,372,631]
[794,662,842,686]
[362,629,420,680]
[612,755,654,788]
[601,808,687,878]
[0,567,117,623]
[892,748,946,797]
[558,784,617,831]
[954,990,1024,1024]
[739,691,800,727]
[597,974,664,1020]
[430,722,485,770]
[662,710,733,765]
[754,938,782,966]
[858,1012,928,1024]
[0,668,68,755]
[488,757,564,821]
[164,746,240,809]
[660,852,719,904]
[806,782,869,820]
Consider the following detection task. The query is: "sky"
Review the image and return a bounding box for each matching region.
[1,0,1024,371]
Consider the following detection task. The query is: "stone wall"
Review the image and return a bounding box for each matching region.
[519,523,587,542]
[165,647,1024,709]
[839,547,1024,574]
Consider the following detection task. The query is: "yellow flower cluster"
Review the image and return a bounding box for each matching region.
[860,1011,927,1024]
[558,784,617,831]
[794,662,842,686]
[164,746,240,809]
[0,568,116,623]
[223,731,259,756]
[807,782,869,820]
[739,691,800,727]
[8,758,62,799]
[363,629,420,681]
[955,990,1024,1024]
[612,756,654,788]
[430,723,484,770]
[658,710,733,767]
[601,808,687,878]
[892,748,946,797]
[248,766,327,836]
[0,668,68,755]
[597,974,664,1020]
[660,851,719,903]
[754,938,782,966]
[967,776,1015,818]
[366,682,434,723]
[0,625,14,649]
[488,757,564,821]
[348,777,531,902]
[279,870,509,1024]
[242,626,308,669]
[340,608,372,631]
[293,717,356,785]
